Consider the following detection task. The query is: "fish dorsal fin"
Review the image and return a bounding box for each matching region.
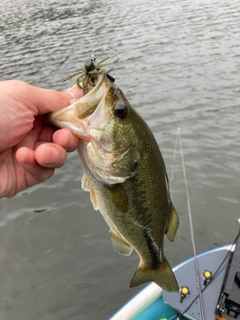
[165,204,179,242]
[81,175,99,210]
[105,184,128,213]
[111,230,133,256]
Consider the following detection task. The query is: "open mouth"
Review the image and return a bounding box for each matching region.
[47,71,109,140]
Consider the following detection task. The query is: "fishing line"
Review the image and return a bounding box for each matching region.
[174,127,206,320]
[105,47,129,68]
[170,127,181,181]
[107,47,139,108]
[93,46,139,108]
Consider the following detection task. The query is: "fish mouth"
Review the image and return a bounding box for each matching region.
[48,71,107,138]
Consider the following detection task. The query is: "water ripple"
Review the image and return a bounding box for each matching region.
[1,0,240,318]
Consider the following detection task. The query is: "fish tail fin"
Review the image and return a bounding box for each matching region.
[130,257,179,292]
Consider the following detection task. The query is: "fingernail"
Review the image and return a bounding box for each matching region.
[21,147,28,162]
[46,146,60,165]
[66,87,84,99]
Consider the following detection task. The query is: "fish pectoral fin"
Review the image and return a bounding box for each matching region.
[81,175,99,210]
[165,204,179,242]
[105,184,128,213]
[81,175,90,191]
[89,185,99,211]
[130,257,179,292]
[111,230,133,256]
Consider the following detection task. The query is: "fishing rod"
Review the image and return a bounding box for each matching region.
[174,231,240,320]
[172,127,206,320]
[171,128,240,320]
[179,128,205,320]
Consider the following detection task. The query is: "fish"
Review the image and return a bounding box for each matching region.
[48,56,179,292]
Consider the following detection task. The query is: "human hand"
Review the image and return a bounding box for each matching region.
[0,80,83,198]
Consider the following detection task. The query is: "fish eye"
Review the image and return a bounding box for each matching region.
[114,103,128,119]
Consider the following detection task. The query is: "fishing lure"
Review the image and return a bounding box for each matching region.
[62,55,113,94]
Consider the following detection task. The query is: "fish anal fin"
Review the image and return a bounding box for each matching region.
[166,204,179,242]
[130,256,179,292]
[105,184,128,213]
[81,175,99,210]
[111,230,132,256]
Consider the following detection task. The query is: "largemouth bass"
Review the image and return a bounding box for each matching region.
[48,57,179,292]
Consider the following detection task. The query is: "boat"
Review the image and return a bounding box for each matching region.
[110,229,240,320]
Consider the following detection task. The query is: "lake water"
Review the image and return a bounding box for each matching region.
[1,0,240,319]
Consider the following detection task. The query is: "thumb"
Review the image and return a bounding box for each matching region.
[30,85,84,115]
[0,80,84,115]
[0,80,83,115]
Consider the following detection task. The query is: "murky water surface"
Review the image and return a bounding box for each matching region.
[1,0,240,319]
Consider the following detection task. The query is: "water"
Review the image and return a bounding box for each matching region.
[1,0,240,319]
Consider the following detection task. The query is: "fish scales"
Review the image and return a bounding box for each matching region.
[48,58,179,292]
